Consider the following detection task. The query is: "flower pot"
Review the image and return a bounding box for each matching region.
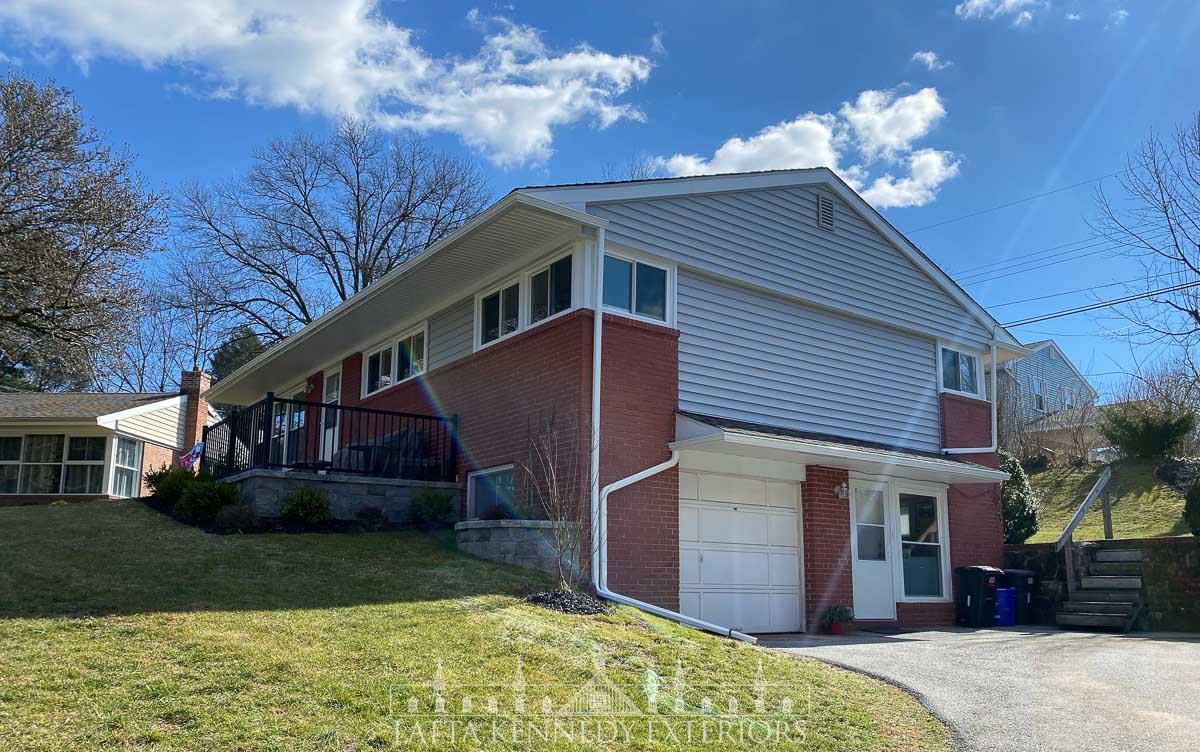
[827,621,846,635]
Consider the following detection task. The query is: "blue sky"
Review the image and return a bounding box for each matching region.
[1,0,1197,398]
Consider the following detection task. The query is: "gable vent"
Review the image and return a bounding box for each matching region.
[816,193,836,231]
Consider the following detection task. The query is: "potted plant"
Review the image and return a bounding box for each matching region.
[819,606,854,635]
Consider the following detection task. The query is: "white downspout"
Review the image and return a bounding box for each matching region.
[587,227,756,645]
[943,331,999,455]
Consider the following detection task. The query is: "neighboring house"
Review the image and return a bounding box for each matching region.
[204,168,1028,633]
[992,340,1100,459]
[0,370,216,504]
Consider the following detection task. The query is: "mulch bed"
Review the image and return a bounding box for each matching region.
[524,589,614,615]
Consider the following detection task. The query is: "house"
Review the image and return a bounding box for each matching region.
[203,168,1028,634]
[991,339,1100,460]
[0,370,215,504]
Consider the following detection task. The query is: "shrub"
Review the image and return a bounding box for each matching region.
[145,464,196,508]
[280,486,332,527]
[1100,404,1197,459]
[819,605,853,630]
[1000,449,1041,544]
[355,505,391,532]
[213,503,258,532]
[1185,481,1200,537]
[405,488,456,527]
[1020,454,1051,474]
[176,480,240,523]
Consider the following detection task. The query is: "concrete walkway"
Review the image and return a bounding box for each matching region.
[763,627,1200,752]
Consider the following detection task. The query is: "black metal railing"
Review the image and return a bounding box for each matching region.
[200,393,457,483]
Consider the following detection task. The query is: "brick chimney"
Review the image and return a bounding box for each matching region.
[181,368,212,450]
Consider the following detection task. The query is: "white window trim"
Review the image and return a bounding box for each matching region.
[109,435,143,498]
[892,481,953,604]
[936,342,985,400]
[474,275,525,351]
[359,322,429,399]
[523,250,579,331]
[1031,377,1047,413]
[0,432,114,496]
[600,248,676,328]
[0,434,22,495]
[63,436,107,495]
[466,464,515,519]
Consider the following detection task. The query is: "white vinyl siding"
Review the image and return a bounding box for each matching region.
[590,186,990,348]
[677,270,942,452]
[114,396,185,449]
[1007,344,1097,423]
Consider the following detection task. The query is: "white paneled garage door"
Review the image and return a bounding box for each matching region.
[679,470,803,633]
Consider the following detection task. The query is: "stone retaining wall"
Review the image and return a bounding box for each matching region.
[226,468,460,522]
[455,520,579,578]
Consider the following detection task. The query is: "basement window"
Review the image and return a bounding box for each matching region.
[468,465,514,519]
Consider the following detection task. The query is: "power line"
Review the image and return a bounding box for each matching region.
[907,169,1129,233]
[959,230,1171,285]
[1003,280,1200,327]
[985,272,1176,309]
[952,233,1105,276]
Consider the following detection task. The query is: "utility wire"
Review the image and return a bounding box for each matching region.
[959,230,1171,284]
[1003,280,1200,327]
[952,230,1140,276]
[907,169,1129,233]
[986,272,1176,309]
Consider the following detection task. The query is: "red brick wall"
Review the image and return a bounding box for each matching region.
[140,442,178,497]
[598,315,679,611]
[940,391,1004,571]
[801,466,854,628]
[181,369,212,450]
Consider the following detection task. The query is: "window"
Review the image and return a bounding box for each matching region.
[112,437,142,498]
[366,345,394,395]
[530,255,573,324]
[940,346,981,397]
[1032,379,1046,412]
[0,436,19,494]
[19,434,64,494]
[1063,387,1076,409]
[602,255,668,322]
[481,281,521,346]
[899,493,943,597]
[63,436,105,495]
[397,330,426,382]
[468,465,514,519]
[854,486,887,561]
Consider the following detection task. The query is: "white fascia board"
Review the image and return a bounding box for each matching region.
[95,395,185,429]
[669,432,1009,483]
[521,168,1021,349]
[204,193,607,403]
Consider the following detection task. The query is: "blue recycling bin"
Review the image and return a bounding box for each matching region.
[994,587,1016,627]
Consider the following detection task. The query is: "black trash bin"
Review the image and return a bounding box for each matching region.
[1001,569,1038,625]
[955,565,1002,627]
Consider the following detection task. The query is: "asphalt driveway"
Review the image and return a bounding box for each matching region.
[762,627,1200,752]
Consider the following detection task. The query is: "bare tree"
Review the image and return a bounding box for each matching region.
[1095,114,1200,368]
[602,151,667,182]
[174,118,491,344]
[519,410,589,591]
[0,72,165,382]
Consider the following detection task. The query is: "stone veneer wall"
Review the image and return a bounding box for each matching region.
[226,468,460,522]
[455,520,579,577]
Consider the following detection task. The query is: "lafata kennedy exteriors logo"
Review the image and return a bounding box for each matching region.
[386,653,813,747]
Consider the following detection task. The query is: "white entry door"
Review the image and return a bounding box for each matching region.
[320,369,341,462]
[679,471,802,633]
[849,481,896,620]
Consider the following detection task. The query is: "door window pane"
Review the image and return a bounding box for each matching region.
[23,435,63,463]
[855,489,884,525]
[856,525,886,561]
[0,436,20,462]
[902,543,943,597]
[603,255,633,310]
[634,262,667,320]
[900,494,939,543]
[68,436,106,462]
[64,464,104,494]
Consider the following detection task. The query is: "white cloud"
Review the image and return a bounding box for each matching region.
[911,51,951,71]
[1106,9,1129,28]
[650,28,666,56]
[0,1,651,167]
[1065,12,1083,21]
[955,0,1037,23]
[840,87,946,161]
[656,85,958,209]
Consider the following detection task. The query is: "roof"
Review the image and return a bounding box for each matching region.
[0,392,177,422]
[675,411,1009,483]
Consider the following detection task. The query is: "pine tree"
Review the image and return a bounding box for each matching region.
[999,449,1040,544]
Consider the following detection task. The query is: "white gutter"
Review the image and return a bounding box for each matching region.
[943,332,999,456]
[587,226,757,645]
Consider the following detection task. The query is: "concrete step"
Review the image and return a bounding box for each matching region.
[1080,575,1141,590]
[1093,549,1143,563]
[1056,612,1128,629]
[1072,589,1141,603]
[1088,562,1143,576]
[1060,601,1134,615]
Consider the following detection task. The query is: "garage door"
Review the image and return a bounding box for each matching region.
[679,470,802,633]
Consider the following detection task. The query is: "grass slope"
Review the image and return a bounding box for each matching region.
[1026,460,1190,543]
[0,501,949,751]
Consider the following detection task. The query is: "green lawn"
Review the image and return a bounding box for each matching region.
[0,501,949,751]
[1026,459,1191,543]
